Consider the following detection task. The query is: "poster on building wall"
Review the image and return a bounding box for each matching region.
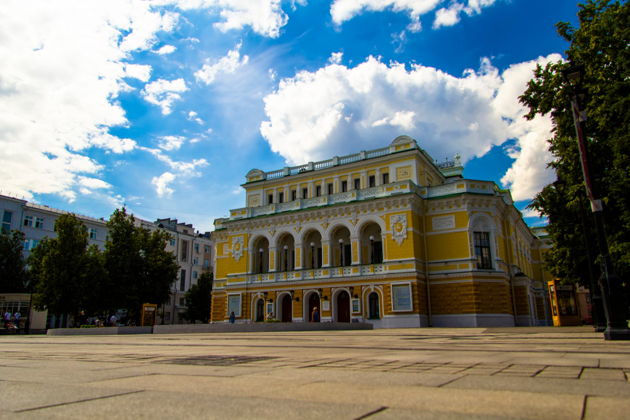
[352,299,360,313]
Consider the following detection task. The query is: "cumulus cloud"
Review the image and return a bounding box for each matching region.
[260,54,561,202]
[0,0,177,201]
[157,135,186,151]
[152,172,176,198]
[195,43,249,85]
[331,0,498,32]
[433,0,497,29]
[172,0,293,38]
[155,44,176,55]
[141,78,188,115]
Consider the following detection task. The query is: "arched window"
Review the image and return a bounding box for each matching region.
[360,222,383,264]
[469,214,496,270]
[368,292,380,319]
[276,233,295,272]
[331,226,351,267]
[303,230,322,269]
[252,237,269,273]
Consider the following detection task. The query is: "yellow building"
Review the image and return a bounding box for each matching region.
[211,136,551,328]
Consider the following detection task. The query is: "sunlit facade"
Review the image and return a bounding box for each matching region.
[211,136,551,328]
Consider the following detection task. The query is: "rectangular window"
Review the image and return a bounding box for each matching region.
[170,238,176,247]
[181,240,189,262]
[179,297,185,306]
[474,232,492,269]
[278,192,284,203]
[180,269,186,291]
[382,173,389,184]
[228,294,242,317]
[353,178,361,190]
[192,271,198,279]
[89,228,97,239]
[23,216,33,227]
[392,284,412,311]
[368,175,376,187]
[193,257,198,265]
[327,183,334,195]
[35,217,44,229]
[203,259,209,268]
[194,243,200,253]
[23,239,39,251]
[2,210,12,233]
[302,187,308,199]
[341,180,348,192]
[204,245,210,253]
[291,190,297,201]
[315,185,321,197]
[267,194,273,204]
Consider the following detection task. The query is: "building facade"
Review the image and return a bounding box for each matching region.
[1,195,213,327]
[211,136,551,328]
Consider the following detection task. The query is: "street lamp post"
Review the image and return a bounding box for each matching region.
[562,65,630,340]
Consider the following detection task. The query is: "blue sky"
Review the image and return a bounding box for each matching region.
[1,0,580,232]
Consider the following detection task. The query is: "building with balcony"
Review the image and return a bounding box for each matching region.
[211,136,551,328]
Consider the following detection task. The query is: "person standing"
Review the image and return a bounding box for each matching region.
[3,311,10,329]
[13,311,21,332]
[229,311,236,324]
[109,314,118,327]
[311,306,320,322]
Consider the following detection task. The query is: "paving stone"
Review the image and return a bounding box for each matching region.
[580,368,626,381]
[536,366,582,379]
[583,395,630,420]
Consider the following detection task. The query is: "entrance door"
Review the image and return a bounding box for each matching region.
[255,299,265,322]
[337,291,350,322]
[281,294,292,322]
[308,293,320,322]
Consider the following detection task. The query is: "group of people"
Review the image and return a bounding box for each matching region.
[3,311,21,331]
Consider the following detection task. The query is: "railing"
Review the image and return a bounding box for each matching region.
[229,180,496,221]
[243,263,392,284]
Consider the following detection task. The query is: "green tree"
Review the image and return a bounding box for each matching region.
[28,214,104,320]
[0,230,28,292]
[522,0,630,286]
[182,272,213,323]
[104,208,178,322]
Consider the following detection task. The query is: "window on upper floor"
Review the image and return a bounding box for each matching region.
[23,216,33,227]
[268,194,273,204]
[204,245,210,253]
[181,240,189,262]
[302,187,308,199]
[203,259,209,268]
[35,217,44,229]
[170,238,176,247]
[315,185,321,197]
[341,180,348,192]
[327,183,333,195]
[2,210,12,233]
[382,173,389,184]
[89,228,97,239]
[193,257,199,265]
[180,269,186,291]
[291,190,297,201]
[353,178,360,190]
[194,243,200,253]
[278,192,284,203]
[369,175,376,188]
[474,231,492,269]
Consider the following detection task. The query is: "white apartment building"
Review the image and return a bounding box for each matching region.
[1,194,213,328]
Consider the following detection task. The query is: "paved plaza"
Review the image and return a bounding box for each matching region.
[1,326,630,419]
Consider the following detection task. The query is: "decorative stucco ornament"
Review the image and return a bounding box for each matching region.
[232,236,244,261]
[391,214,407,245]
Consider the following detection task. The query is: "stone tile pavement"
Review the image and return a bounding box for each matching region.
[1,326,629,419]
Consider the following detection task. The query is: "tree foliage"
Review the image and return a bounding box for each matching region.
[182,272,213,323]
[0,230,28,292]
[29,214,104,317]
[522,0,630,284]
[104,208,178,321]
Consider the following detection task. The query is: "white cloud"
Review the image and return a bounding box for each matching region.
[187,111,204,125]
[155,44,176,55]
[195,43,249,85]
[329,52,344,65]
[260,54,561,201]
[152,172,176,197]
[331,0,441,27]
[433,1,497,29]
[171,0,293,38]
[0,0,174,202]
[141,78,188,115]
[157,135,186,151]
